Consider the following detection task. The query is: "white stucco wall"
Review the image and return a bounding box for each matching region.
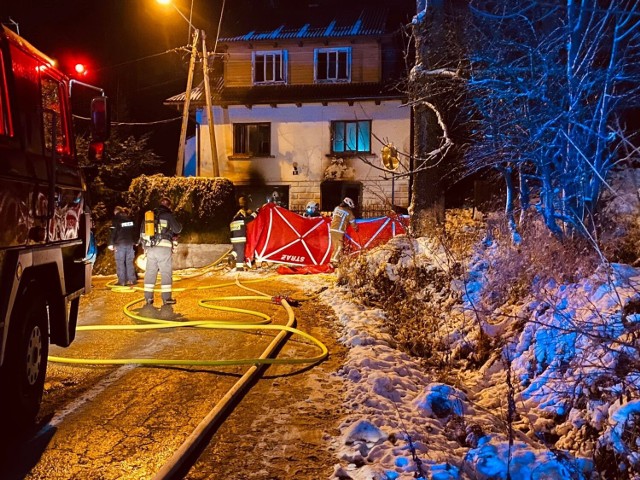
[195,100,410,210]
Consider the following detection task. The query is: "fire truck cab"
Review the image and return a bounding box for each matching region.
[0,25,109,430]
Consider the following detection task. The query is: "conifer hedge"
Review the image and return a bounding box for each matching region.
[128,174,236,243]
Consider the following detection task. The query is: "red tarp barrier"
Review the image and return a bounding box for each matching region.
[245,203,409,268]
[343,214,409,252]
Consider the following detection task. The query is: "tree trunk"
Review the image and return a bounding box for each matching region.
[503,166,517,237]
[411,0,446,238]
[411,104,446,236]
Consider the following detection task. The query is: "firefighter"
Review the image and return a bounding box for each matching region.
[330,197,358,266]
[109,206,138,286]
[303,201,321,218]
[230,196,257,271]
[141,197,182,306]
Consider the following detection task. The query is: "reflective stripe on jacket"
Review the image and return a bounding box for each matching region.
[330,206,355,234]
[230,209,255,243]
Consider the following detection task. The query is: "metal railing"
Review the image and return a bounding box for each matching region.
[289,205,408,219]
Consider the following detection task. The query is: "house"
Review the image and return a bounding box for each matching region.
[165,0,414,216]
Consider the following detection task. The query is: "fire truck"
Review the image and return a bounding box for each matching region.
[0,26,109,430]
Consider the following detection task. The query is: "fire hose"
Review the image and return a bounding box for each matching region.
[48,276,328,367]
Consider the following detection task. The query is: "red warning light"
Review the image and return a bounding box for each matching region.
[74,63,87,76]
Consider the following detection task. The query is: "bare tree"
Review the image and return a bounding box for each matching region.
[410,0,468,237]
[464,0,640,240]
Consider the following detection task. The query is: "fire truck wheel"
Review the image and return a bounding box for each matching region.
[0,295,49,430]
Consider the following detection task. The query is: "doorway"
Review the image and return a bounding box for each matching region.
[320,181,362,216]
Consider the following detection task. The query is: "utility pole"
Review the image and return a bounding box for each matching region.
[201,30,220,177]
[176,28,200,176]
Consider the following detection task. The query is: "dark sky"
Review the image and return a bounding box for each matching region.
[1,1,228,163]
[1,1,225,114]
[2,0,415,163]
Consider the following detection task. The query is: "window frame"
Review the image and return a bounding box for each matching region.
[40,73,71,158]
[0,49,13,137]
[330,120,371,154]
[232,122,272,157]
[314,47,351,83]
[252,50,287,85]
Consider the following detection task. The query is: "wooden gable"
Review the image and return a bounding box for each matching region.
[222,38,382,88]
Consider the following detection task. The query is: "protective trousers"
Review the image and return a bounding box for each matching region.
[144,246,173,303]
[230,218,247,271]
[330,230,345,264]
[114,245,137,285]
[231,241,246,271]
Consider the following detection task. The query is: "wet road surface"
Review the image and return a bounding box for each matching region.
[0,269,346,480]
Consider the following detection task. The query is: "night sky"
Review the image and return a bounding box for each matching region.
[1,1,227,164]
[2,0,414,165]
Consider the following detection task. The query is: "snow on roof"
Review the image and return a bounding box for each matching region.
[219,8,389,43]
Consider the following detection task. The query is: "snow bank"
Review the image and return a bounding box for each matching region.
[316,230,640,479]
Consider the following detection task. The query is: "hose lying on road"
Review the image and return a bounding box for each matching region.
[48,276,328,368]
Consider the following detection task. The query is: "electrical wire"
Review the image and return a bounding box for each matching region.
[72,114,182,126]
[213,0,226,59]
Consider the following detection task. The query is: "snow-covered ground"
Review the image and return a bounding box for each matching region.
[289,234,640,480]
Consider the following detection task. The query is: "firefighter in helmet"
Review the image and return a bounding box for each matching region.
[141,197,182,306]
[230,196,257,271]
[303,201,321,218]
[330,197,358,266]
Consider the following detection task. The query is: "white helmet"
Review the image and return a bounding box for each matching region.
[343,197,355,209]
[306,201,318,210]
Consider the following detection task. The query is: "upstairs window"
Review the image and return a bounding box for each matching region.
[315,47,351,83]
[253,50,287,84]
[331,120,371,154]
[233,123,271,157]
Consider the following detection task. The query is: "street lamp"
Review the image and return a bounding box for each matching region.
[155,0,220,178]
[155,0,195,44]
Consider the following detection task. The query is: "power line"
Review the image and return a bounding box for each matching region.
[94,48,183,74]
[213,0,227,59]
[73,114,182,126]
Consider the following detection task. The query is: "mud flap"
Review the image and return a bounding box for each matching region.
[84,260,92,294]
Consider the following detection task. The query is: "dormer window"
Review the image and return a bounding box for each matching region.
[315,47,351,83]
[253,50,287,84]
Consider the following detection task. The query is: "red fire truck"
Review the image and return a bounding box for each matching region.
[0,25,109,430]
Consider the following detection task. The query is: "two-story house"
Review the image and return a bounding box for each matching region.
[165,0,414,216]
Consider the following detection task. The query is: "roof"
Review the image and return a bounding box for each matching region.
[164,80,407,108]
[219,8,390,43]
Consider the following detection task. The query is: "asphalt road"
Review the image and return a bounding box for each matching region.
[0,269,345,480]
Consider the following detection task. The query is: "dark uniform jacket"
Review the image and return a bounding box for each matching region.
[110,213,138,246]
[230,208,256,244]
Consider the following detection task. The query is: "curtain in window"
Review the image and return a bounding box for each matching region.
[332,120,370,153]
[357,121,370,152]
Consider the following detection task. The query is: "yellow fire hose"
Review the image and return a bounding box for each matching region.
[48,276,328,367]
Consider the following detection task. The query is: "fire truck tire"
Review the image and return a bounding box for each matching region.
[0,295,49,430]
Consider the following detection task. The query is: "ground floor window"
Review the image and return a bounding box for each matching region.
[233,123,271,157]
[331,120,371,154]
[235,185,289,212]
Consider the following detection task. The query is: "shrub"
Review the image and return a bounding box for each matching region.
[128,174,236,243]
[480,215,599,310]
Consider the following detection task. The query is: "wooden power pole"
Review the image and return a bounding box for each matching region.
[176,28,200,176]
[201,30,220,177]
